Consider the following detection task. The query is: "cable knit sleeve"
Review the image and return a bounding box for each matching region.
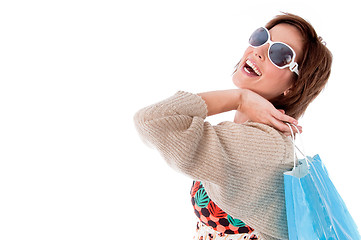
[134,91,294,240]
[134,91,292,183]
[133,91,211,178]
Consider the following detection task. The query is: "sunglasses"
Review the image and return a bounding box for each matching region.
[249,27,299,75]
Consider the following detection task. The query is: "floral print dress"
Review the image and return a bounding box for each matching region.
[191,181,262,240]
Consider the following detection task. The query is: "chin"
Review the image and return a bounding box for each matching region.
[233,81,273,100]
[232,75,256,92]
[232,72,247,89]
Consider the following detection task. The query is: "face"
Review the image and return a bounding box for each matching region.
[232,23,304,100]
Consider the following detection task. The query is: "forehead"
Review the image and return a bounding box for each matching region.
[269,23,304,60]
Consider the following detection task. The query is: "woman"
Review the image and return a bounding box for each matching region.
[134,13,332,240]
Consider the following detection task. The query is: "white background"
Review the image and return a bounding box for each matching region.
[0,0,360,239]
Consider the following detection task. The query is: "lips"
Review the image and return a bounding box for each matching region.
[242,59,262,77]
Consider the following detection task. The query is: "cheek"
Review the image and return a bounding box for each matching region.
[263,66,278,78]
[261,68,294,94]
[264,65,292,83]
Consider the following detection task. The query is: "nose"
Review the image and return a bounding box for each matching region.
[253,44,268,61]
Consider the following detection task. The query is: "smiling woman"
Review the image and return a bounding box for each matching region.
[232,23,303,101]
[134,12,333,240]
[233,14,332,120]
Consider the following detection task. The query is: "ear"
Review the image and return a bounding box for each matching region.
[283,88,291,96]
[283,84,293,96]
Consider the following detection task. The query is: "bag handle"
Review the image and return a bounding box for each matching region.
[285,123,308,168]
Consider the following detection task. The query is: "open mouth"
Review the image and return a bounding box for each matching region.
[243,59,262,77]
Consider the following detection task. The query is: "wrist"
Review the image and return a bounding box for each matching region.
[236,88,247,111]
[224,89,244,111]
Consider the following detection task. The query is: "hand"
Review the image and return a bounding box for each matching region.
[235,89,302,136]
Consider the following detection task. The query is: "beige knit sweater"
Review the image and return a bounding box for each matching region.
[134,91,295,240]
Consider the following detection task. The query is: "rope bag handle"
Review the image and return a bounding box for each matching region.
[285,123,308,169]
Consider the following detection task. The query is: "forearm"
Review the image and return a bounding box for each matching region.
[197,89,243,116]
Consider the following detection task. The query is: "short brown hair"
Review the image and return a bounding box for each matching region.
[266,13,333,119]
[234,13,332,119]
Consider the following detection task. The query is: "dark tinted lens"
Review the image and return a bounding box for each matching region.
[269,43,294,67]
[249,27,268,47]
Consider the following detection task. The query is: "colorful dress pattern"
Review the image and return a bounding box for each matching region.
[191,181,256,235]
[194,220,261,240]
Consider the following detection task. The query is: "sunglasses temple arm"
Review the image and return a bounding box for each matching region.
[290,62,299,75]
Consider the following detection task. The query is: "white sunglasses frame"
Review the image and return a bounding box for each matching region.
[249,27,299,75]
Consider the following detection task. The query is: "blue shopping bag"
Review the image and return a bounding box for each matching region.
[283,124,360,240]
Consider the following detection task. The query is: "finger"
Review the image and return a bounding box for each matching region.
[281,130,291,136]
[268,116,303,136]
[289,124,302,133]
[289,125,302,135]
[278,109,285,114]
[272,110,298,125]
[268,117,292,133]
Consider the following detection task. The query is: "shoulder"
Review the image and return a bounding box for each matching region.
[217,120,283,134]
[214,120,288,140]
[213,120,294,164]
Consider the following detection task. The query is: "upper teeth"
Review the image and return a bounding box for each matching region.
[246,59,261,76]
